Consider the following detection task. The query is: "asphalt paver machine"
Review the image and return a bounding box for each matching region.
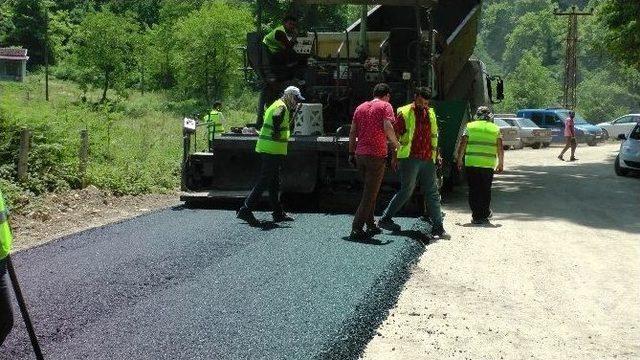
[181,0,503,206]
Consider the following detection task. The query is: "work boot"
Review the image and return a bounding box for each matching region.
[349,229,369,241]
[471,218,486,225]
[366,224,383,236]
[378,217,401,232]
[237,207,259,226]
[569,157,578,161]
[272,211,294,222]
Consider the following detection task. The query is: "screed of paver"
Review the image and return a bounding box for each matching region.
[362,143,640,360]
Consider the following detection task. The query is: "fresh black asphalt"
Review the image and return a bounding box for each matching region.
[2,208,424,360]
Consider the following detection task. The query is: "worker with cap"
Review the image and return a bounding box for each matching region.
[204,100,226,151]
[237,86,304,225]
[0,189,14,345]
[456,106,504,225]
[378,86,448,239]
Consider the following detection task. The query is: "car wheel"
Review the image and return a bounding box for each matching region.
[542,142,550,148]
[615,155,629,176]
[532,142,542,149]
[588,141,597,146]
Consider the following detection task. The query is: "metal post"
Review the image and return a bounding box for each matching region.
[554,6,592,110]
[6,256,45,360]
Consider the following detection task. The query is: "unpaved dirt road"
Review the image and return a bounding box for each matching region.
[362,143,639,360]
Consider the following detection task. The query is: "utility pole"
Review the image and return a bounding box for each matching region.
[554,6,592,110]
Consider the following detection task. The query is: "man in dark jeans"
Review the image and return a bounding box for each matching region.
[1,189,14,345]
[237,86,304,225]
[348,83,401,240]
[456,106,504,224]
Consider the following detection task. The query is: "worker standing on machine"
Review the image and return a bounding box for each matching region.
[0,189,14,345]
[258,15,300,127]
[456,106,504,225]
[204,100,225,152]
[237,86,304,226]
[348,83,401,240]
[378,87,448,239]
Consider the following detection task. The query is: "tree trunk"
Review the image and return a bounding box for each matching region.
[101,71,110,103]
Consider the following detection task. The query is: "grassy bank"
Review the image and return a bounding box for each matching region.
[0,74,257,211]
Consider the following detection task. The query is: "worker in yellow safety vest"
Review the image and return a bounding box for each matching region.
[456,106,505,225]
[237,86,304,226]
[378,87,448,239]
[0,189,14,345]
[204,100,225,151]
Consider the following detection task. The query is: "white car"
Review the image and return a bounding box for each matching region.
[598,114,640,140]
[498,117,553,149]
[494,118,522,150]
[615,122,640,176]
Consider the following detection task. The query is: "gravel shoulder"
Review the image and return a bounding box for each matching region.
[362,143,640,360]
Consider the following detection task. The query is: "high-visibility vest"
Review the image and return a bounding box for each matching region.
[397,104,438,161]
[206,110,225,135]
[263,25,286,54]
[255,99,290,155]
[465,120,500,169]
[0,190,13,260]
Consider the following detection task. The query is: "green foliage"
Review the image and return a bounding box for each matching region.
[498,52,561,112]
[171,1,253,102]
[5,0,50,67]
[598,0,640,71]
[578,68,640,122]
[70,9,140,102]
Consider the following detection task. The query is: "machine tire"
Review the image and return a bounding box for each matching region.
[542,142,550,148]
[532,142,542,149]
[615,155,629,177]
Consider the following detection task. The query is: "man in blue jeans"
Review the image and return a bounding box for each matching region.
[378,87,448,238]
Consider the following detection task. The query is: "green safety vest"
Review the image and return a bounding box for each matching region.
[263,25,287,54]
[397,104,439,161]
[206,110,225,134]
[0,190,13,260]
[465,120,500,169]
[256,99,290,155]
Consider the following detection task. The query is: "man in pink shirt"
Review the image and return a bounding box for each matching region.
[348,83,401,240]
[558,110,578,161]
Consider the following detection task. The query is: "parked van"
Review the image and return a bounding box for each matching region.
[516,108,605,146]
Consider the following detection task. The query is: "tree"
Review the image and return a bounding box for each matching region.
[71,10,140,102]
[171,1,253,102]
[499,51,561,112]
[598,0,640,71]
[6,0,50,67]
[577,68,640,122]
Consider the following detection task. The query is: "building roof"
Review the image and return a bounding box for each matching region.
[0,48,29,61]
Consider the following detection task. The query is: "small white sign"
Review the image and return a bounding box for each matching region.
[183,117,197,131]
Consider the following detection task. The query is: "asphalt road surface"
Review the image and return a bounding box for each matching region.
[2,210,423,360]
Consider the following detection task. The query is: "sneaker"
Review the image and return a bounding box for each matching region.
[237,207,259,226]
[273,211,294,222]
[349,229,369,241]
[569,157,578,161]
[366,225,383,236]
[558,155,564,161]
[431,225,450,239]
[378,217,401,232]
[471,218,486,225]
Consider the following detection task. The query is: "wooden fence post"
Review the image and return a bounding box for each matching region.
[79,129,89,189]
[17,129,30,182]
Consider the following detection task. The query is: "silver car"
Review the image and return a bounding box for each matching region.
[494,118,522,150]
[598,114,640,140]
[498,117,553,149]
[615,122,640,177]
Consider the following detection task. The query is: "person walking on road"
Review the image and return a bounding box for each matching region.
[237,86,304,226]
[558,110,578,161]
[348,83,401,240]
[456,106,504,225]
[377,87,448,238]
[0,189,14,345]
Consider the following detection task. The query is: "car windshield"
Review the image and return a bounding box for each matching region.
[556,110,588,124]
[494,119,509,127]
[515,118,538,128]
[631,124,640,140]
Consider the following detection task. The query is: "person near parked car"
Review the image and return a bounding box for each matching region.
[558,110,578,161]
[456,106,504,225]
[348,83,401,240]
[377,87,448,239]
[237,86,304,226]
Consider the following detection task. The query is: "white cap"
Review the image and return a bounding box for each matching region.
[283,86,305,100]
